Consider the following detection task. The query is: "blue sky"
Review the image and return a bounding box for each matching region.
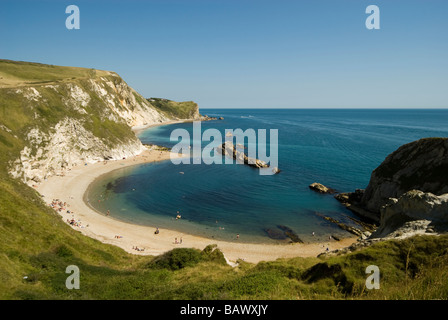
[1,0,447,108]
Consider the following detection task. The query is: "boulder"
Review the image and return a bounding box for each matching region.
[309,182,336,194]
[371,190,448,238]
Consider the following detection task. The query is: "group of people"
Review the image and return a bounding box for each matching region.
[66,218,87,228]
[132,246,145,252]
[50,199,71,213]
[50,198,88,228]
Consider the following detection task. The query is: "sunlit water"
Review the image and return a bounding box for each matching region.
[86,109,448,243]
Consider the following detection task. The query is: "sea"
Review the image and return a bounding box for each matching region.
[86,109,448,243]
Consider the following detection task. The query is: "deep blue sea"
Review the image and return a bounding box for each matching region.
[86,109,448,243]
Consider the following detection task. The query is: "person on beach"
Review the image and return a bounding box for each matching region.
[154,228,159,234]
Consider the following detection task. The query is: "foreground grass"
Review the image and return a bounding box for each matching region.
[1,171,447,300]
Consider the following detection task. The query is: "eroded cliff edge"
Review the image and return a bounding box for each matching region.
[335,137,448,239]
[0,59,201,185]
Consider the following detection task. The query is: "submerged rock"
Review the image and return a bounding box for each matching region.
[264,228,288,240]
[264,225,303,243]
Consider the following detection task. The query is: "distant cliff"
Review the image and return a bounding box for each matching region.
[0,59,200,184]
[147,97,200,120]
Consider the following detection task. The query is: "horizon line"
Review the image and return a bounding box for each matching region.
[200,107,448,110]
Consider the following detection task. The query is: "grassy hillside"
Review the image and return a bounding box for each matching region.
[148,97,199,120]
[0,60,136,155]
[0,59,110,88]
[0,60,447,300]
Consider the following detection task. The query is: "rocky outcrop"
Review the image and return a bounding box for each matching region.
[1,61,200,184]
[309,183,336,194]
[361,138,448,218]
[218,142,270,169]
[371,190,448,239]
[335,138,448,224]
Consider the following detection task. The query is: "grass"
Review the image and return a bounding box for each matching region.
[1,163,448,299]
[148,97,198,120]
[0,59,109,88]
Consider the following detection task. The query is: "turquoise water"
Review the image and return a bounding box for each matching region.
[87,109,448,243]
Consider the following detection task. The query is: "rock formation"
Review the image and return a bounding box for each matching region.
[371,190,448,239]
[309,182,336,194]
[361,138,448,218]
[218,142,270,169]
[336,138,448,223]
[333,138,448,240]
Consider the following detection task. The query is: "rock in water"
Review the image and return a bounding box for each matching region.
[219,142,270,169]
[264,228,288,240]
[277,225,304,243]
[371,190,448,238]
[309,183,336,194]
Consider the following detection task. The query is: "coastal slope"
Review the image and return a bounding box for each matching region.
[0,59,200,184]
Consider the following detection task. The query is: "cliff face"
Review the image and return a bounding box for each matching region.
[361,138,448,217]
[372,190,448,239]
[0,60,200,184]
[334,137,448,239]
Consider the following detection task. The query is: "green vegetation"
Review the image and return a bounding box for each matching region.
[148,97,198,119]
[0,59,447,300]
[0,60,137,157]
[0,59,109,88]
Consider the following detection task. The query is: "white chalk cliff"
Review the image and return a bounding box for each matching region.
[2,69,198,185]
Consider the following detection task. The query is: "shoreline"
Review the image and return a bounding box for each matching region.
[132,119,197,135]
[36,122,358,265]
[36,148,357,264]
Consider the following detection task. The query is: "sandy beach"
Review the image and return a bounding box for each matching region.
[36,146,358,265]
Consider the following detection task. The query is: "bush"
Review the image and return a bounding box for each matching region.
[148,245,227,271]
[148,248,203,271]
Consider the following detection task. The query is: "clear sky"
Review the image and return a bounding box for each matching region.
[1,0,447,108]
